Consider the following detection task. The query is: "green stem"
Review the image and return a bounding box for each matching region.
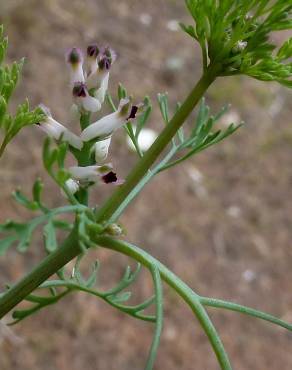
[200,297,292,331]
[94,236,232,370]
[145,265,163,370]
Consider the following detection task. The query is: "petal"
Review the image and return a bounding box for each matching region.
[94,72,109,104]
[62,130,83,150]
[94,137,111,162]
[86,69,107,89]
[39,116,83,150]
[81,112,124,141]
[70,64,85,86]
[82,95,102,113]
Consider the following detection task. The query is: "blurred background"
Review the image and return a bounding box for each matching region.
[0,0,292,369]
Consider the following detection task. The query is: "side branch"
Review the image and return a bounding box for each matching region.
[94,236,232,370]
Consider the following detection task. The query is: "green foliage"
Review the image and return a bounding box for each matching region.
[42,138,80,204]
[0,205,83,255]
[0,26,45,157]
[181,0,292,86]
[157,95,242,172]
[6,254,157,326]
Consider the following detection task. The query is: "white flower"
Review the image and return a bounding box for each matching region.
[73,83,101,113]
[68,164,113,182]
[81,98,141,141]
[127,128,157,152]
[86,44,100,75]
[66,48,85,87]
[38,105,83,150]
[94,137,112,162]
[86,47,116,90]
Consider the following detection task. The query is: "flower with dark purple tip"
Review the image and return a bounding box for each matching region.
[66,47,85,86]
[81,98,140,141]
[73,82,101,112]
[87,44,100,75]
[86,47,116,90]
[68,164,113,183]
[87,44,100,59]
[38,104,83,150]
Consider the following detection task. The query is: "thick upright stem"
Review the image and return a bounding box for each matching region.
[0,67,218,319]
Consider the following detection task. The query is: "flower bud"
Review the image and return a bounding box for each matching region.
[65,179,79,194]
[66,47,85,86]
[87,44,100,75]
[73,82,101,113]
[104,223,124,236]
[86,47,116,90]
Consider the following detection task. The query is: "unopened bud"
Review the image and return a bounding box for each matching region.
[105,223,124,236]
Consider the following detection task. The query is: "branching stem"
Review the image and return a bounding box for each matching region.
[94,236,232,370]
[0,66,218,319]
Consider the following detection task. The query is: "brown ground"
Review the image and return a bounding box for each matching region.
[0,1,292,369]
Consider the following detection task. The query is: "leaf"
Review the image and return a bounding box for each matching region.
[44,220,58,253]
[179,22,198,40]
[32,178,45,206]
[183,0,292,88]
[85,260,100,288]
[277,37,292,61]
[12,189,39,211]
[135,96,152,139]
[157,93,169,124]
[109,291,132,304]
[118,83,127,100]
[191,97,210,137]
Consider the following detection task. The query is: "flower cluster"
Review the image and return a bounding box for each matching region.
[37,45,143,194]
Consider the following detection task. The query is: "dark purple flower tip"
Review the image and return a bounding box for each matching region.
[98,56,112,71]
[87,44,100,58]
[127,106,139,120]
[127,103,144,121]
[67,47,83,65]
[102,171,118,184]
[103,47,117,63]
[72,82,87,98]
